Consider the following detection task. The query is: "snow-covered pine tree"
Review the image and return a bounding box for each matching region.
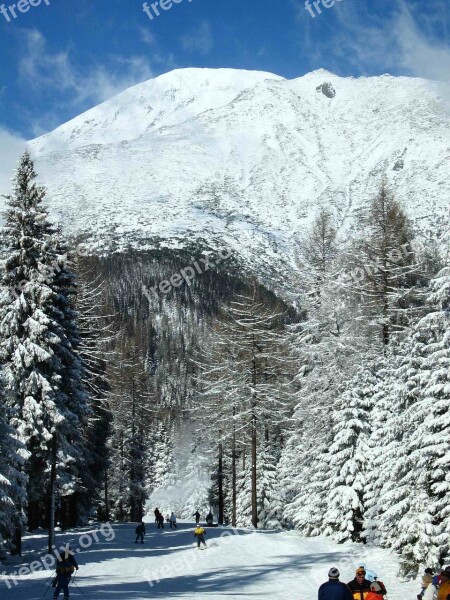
[108,353,156,522]
[49,241,91,530]
[322,367,376,543]
[348,180,419,348]
[361,353,401,547]
[195,282,294,528]
[147,421,174,493]
[193,316,248,528]
[0,372,27,549]
[281,410,331,535]
[256,437,284,529]
[390,267,450,575]
[0,152,88,552]
[74,259,113,522]
[235,448,253,527]
[282,209,362,536]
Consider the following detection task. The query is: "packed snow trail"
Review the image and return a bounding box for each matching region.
[1,522,420,599]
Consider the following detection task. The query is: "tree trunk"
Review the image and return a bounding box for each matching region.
[11,526,22,557]
[218,441,224,525]
[231,417,237,528]
[27,500,40,532]
[251,410,257,529]
[251,326,258,530]
[104,468,110,522]
[48,436,57,555]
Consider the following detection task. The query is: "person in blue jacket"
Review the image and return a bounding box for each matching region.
[319,567,353,600]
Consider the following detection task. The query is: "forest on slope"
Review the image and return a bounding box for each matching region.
[0,152,449,578]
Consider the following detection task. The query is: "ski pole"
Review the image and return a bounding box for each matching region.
[41,572,56,598]
[71,580,85,595]
[42,571,56,587]
[42,582,53,598]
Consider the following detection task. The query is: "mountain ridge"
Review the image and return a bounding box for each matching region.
[21,67,450,288]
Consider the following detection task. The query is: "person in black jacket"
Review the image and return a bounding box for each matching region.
[135,521,146,544]
[319,568,353,600]
[53,548,79,600]
[347,568,372,600]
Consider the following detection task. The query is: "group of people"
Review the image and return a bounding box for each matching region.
[418,566,450,600]
[50,530,450,599]
[153,508,177,529]
[319,564,450,600]
[319,566,386,600]
[193,509,215,526]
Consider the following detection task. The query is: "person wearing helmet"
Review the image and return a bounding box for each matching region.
[318,567,353,600]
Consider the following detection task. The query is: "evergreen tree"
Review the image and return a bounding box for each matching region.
[349,180,418,347]
[75,260,113,522]
[195,282,293,528]
[391,267,450,575]
[0,152,88,552]
[322,367,375,542]
[0,373,27,549]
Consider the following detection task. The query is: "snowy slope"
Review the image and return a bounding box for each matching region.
[22,68,450,281]
[0,522,421,599]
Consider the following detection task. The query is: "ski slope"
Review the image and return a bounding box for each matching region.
[1,521,420,599]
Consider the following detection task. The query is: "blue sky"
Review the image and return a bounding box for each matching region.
[0,0,448,188]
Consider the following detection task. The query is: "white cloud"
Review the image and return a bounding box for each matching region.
[303,0,450,83]
[19,29,155,105]
[0,127,26,199]
[180,21,213,56]
[139,26,157,47]
[394,2,450,81]
[16,29,157,135]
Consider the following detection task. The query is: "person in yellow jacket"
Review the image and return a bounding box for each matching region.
[347,568,380,600]
[194,525,207,549]
[437,568,450,600]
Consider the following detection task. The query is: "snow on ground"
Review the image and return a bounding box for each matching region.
[1,521,419,599]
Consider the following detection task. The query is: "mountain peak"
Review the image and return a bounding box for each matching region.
[25,68,449,292]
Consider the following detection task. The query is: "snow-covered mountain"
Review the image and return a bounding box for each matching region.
[27,67,450,279]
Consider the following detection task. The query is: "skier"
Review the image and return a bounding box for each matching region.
[53,548,79,600]
[194,525,207,549]
[193,510,201,525]
[348,567,376,600]
[437,567,450,600]
[418,569,435,599]
[169,512,177,529]
[206,511,213,526]
[135,521,146,544]
[157,512,165,529]
[154,507,160,524]
[318,567,353,600]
